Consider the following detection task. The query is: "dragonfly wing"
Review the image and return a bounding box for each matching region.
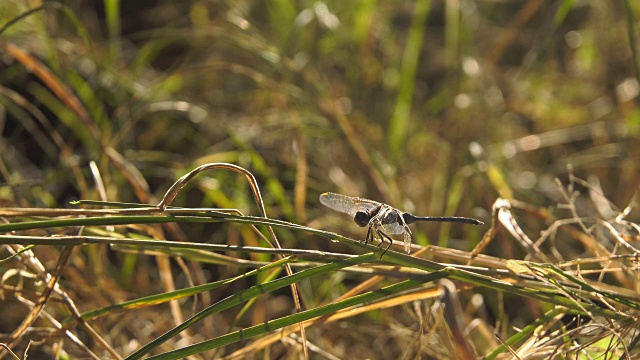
[403,231,411,253]
[379,222,405,235]
[320,192,379,217]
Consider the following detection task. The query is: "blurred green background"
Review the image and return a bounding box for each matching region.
[1,0,640,358]
[2,0,636,241]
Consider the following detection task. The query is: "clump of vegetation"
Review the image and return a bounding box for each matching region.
[1,1,639,359]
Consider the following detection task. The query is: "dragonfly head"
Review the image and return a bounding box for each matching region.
[354,211,370,227]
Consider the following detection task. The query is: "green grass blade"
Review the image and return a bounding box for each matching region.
[104,0,121,64]
[64,257,294,325]
[0,245,35,264]
[388,0,432,158]
[145,271,450,359]
[125,253,378,359]
[484,307,566,359]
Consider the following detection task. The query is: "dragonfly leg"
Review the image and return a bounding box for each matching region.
[375,229,394,256]
[364,225,373,244]
[381,241,393,257]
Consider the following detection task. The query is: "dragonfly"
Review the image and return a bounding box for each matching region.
[319,192,483,255]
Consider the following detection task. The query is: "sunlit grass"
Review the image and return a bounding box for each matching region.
[1,1,640,359]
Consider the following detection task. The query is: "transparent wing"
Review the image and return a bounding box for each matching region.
[403,231,412,253]
[379,222,405,235]
[319,192,379,217]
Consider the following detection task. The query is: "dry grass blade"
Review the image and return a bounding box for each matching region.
[291,110,309,223]
[0,162,314,358]
[469,198,550,264]
[468,198,505,264]
[0,344,20,360]
[221,273,387,358]
[439,279,476,360]
[496,200,550,262]
[3,43,101,142]
[3,1,640,358]
[0,242,118,358]
[156,162,308,358]
[0,246,105,359]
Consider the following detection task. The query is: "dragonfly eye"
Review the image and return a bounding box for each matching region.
[354,211,370,227]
